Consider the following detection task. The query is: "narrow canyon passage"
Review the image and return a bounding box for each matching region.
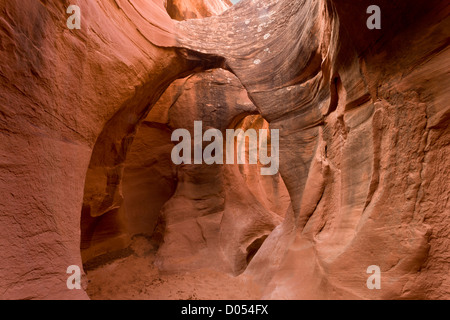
[0,0,448,300]
[80,0,449,299]
[78,1,293,299]
[80,68,291,299]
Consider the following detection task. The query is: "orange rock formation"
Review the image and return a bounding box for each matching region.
[0,0,448,299]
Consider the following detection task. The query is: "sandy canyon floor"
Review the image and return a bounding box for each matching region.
[85,237,259,300]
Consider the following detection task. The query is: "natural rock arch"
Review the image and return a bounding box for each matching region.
[0,0,448,300]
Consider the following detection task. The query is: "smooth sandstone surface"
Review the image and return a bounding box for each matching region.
[0,0,449,299]
[176,0,450,299]
[150,70,288,275]
[0,0,224,299]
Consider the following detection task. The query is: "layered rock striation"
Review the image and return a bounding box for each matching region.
[176,0,450,299]
[0,0,448,299]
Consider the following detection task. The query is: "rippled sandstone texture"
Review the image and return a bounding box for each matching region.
[1,0,449,299]
[0,0,226,299]
[79,0,290,278]
[176,0,449,299]
[166,0,232,20]
[81,67,290,275]
[148,70,289,275]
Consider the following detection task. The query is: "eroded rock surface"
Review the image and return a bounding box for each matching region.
[166,0,232,20]
[0,0,449,300]
[148,69,288,275]
[0,0,223,299]
[176,0,450,299]
[80,0,289,279]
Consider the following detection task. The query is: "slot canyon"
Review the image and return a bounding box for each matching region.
[0,0,449,300]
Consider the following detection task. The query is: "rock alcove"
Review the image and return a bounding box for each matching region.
[0,0,448,300]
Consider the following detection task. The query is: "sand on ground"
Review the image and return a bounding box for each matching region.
[85,237,260,300]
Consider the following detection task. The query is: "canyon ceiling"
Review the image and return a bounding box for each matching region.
[0,0,449,299]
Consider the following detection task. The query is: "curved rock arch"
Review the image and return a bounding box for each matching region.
[0,0,448,300]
